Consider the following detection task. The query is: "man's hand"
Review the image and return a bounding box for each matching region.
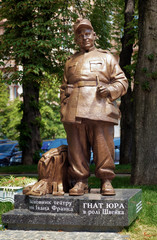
[97,85,110,98]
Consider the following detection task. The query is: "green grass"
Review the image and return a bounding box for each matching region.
[115,164,131,173]
[88,175,131,188]
[90,163,131,174]
[0,164,38,174]
[0,164,131,174]
[0,202,14,229]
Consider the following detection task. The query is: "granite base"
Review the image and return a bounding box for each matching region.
[2,188,142,231]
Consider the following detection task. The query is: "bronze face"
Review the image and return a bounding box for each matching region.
[75,27,96,51]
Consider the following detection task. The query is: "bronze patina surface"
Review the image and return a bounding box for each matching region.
[23,18,128,197]
[23,145,69,196]
[60,18,128,196]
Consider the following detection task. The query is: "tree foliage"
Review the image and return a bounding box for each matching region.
[0,0,114,164]
[110,0,125,53]
[0,73,65,141]
[0,71,22,140]
[0,0,137,165]
[0,0,76,164]
[0,72,9,138]
[85,0,113,49]
[40,74,66,140]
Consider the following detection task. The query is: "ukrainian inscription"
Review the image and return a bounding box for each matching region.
[26,189,142,224]
[28,198,127,216]
[81,201,125,216]
[29,198,76,213]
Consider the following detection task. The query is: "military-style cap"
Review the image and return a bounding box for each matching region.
[74,18,93,33]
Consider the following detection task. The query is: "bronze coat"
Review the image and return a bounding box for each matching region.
[60,47,128,125]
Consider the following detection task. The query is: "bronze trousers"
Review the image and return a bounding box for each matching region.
[64,119,115,181]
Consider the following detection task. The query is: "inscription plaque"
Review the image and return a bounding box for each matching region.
[81,201,125,216]
[29,197,77,213]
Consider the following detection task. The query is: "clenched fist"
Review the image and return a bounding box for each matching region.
[97,85,110,98]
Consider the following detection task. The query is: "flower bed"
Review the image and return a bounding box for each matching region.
[0,176,37,203]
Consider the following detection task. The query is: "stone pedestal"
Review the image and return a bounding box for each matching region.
[2,189,142,232]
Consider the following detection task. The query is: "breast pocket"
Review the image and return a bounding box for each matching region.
[90,60,103,72]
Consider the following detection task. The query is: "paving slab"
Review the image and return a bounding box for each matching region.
[0,230,130,240]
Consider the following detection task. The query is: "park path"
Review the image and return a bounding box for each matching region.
[0,230,130,240]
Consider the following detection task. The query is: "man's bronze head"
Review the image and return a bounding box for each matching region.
[74,18,96,51]
[74,18,93,33]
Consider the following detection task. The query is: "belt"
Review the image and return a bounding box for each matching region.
[73,80,98,88]
[73,80,108,88]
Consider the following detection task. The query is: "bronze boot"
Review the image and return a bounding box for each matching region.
[101,179,115,196]
[69,180,88,196]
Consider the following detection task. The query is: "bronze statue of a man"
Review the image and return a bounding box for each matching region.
[60,18,128,196]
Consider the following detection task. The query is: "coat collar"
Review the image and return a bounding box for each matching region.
[80,46,96,53]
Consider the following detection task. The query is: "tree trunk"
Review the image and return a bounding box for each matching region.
[131,0,157,184]
[119,0,135,164]
[20,75,41,165]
